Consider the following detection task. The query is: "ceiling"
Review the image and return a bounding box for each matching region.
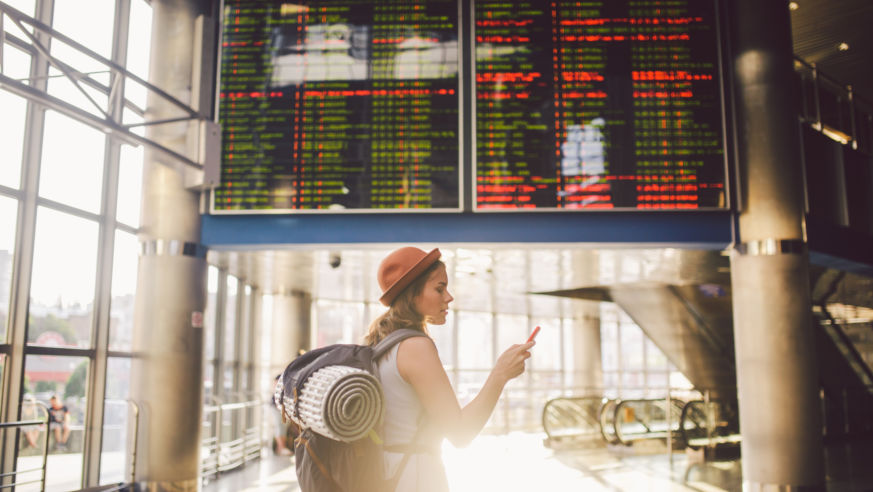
[790,0,873,102]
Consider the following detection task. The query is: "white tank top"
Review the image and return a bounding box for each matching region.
[377,342,422,446]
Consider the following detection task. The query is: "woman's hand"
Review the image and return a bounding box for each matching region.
[492,341,535,384]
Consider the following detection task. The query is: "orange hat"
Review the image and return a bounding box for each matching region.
[378,247,441,306]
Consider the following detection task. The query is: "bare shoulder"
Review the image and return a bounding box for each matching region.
[396,336,441,380]
[398,335,437,352]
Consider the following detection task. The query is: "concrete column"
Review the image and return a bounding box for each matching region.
[269,291,312,377]
[567,251,603,392]
[569,303,603,392]
[129,1,211,489]
[729,0,824,489]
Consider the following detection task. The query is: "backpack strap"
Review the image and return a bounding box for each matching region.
[371,328,428,360]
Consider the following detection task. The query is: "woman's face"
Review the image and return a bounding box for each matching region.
[413,264,453,325]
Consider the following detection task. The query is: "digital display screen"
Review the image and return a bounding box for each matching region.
[474,0,727,209]
[214,0,461,211]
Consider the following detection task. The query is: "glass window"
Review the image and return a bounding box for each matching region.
[39,111,105,213]
[0,196,18,342]
[315,251,365,301]
[620,323,645,372]
[646,338,669,370]
[456,311,493,370]
[23,355,89,491]
[109,230,138,351]
[494,250,526,315]
[0,42,32,83]
[46,63,109,117]
[52,0,115,59]
[100,357,132,485]
[124,0,153,108]
[429,309,454,368]
[116,144,143,228]
[452,249,492,312]
[496,314,527,354]
[0,90,27,189]
[600,325,619,372]
[223,275,239,361]
[315,299,364,346]
[28,207,98,348]
[204,266,219,360]
[204,363,215,397]
[47,0,115,114]
[530,317,561,371]
[238,285,252,366]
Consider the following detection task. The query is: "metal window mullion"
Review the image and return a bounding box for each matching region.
[1,1,198,119]
[232,279,245,394]
[0,73,203,170]
[212,269,228,399]
[8,14,110,118]
[0,184,24,199]
[81,1,131,485]
[244,287,258,393]
[1,8,5,73]
[35,195,102,221]
[0,0,53,486]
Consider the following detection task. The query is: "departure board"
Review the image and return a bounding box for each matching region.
[474,0,727,209]
[214,0,461,212]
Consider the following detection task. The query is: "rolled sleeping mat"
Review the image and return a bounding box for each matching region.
[280,365,385,442]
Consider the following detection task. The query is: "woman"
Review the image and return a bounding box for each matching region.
[366,246,535,492]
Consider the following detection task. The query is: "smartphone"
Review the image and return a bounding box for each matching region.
[526,326,541,343]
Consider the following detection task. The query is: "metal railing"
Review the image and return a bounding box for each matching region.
[611,398,686,445]
[794,56,873,156]
[201,396,222,481]
[820,385,873,439]
[0,401,50,491]
[201,393,263,482]
[541,396,605,446]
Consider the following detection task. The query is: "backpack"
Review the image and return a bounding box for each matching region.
[274,328,428,492]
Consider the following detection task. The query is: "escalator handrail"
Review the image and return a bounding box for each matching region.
[541,396,605,441]
[613,398,685,445]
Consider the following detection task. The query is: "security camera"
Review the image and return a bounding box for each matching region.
[329,253,342,269]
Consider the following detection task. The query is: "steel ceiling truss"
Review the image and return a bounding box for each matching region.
[0,0,206,170]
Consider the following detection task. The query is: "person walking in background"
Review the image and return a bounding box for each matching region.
[48,395,71,451]
[367,247,535,492]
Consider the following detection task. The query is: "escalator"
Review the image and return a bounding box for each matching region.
[543,396,742,452]
[538,250,873,445]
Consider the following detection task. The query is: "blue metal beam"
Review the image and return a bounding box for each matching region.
[201,211,734,250]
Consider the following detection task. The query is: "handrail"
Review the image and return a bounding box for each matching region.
[215,395,261,472]
[794,55,873,154]
[0,401,51,491]
[541,396,605,445]
[678,399,741,450]
[201,395,223,481]
[127,399,140,487]
[613,398,685,446]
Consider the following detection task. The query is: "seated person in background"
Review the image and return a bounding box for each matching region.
[48,395,71,451]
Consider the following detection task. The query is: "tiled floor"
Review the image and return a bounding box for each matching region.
[203,433,744,492]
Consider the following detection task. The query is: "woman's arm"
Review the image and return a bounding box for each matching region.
[396,336,534,447]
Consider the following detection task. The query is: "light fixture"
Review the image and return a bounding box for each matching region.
[789,1,799,10]
[838,42,850,51]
